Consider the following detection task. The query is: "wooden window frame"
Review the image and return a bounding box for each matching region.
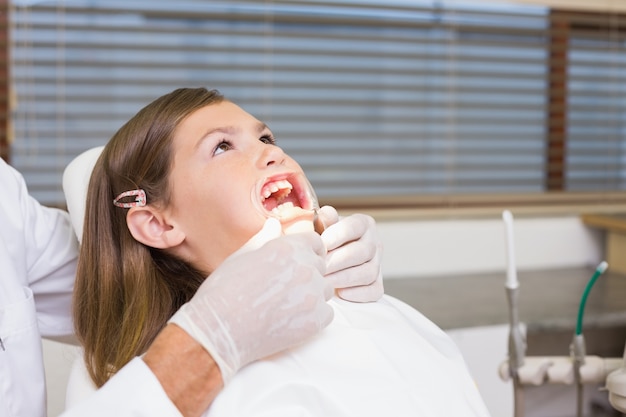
[545,9,626,192]
[0,0,8,163]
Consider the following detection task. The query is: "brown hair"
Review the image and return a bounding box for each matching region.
[74,87,225,387]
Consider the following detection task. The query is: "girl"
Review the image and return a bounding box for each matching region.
[69,87,491,416]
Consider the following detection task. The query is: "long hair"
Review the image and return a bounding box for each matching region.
[74,88,225,387]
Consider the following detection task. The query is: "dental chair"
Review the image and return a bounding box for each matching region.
[61,146,104,408]
[62,146,104,243]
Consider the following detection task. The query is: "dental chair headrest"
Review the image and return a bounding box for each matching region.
[62,146,104,243]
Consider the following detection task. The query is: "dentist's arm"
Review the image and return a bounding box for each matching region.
[143,325,222,417]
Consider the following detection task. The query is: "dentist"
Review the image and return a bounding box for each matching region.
[0,156,383,417]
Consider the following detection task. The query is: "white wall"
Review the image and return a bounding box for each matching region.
[379,214,603,279]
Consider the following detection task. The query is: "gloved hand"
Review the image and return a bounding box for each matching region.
[317,206,384,303]
[168,218,334,384]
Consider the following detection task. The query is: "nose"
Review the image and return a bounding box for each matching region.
[257,143,286,168]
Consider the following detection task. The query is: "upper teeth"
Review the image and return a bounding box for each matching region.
[262,179,293,200]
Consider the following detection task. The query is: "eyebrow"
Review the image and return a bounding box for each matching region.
[195,126,237,150]
[195,122,270,149]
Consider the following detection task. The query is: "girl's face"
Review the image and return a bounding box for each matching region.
[164,101,315,274]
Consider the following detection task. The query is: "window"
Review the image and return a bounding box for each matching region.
[7,0,626,210]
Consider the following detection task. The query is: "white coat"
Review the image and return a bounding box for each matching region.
[0,158,77,417]
[0,158,182,417]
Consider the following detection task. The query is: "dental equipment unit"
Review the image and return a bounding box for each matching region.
[499,210,626,416]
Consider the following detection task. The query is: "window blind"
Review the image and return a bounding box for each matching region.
[11,0,550,207]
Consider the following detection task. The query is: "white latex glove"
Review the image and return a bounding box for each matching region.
[318,206,384,303]
[168,218,333,384]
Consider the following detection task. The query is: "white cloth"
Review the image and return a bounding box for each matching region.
[62,357,182,417]
[0,158,77,417]
[207,295,491,416]
[67,295,491,417]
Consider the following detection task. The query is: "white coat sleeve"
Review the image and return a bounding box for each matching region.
[61,357,183,417]
[23,187,78,339]
[0,159,78,416]
[0,158,78,339]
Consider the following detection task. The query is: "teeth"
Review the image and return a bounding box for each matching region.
[271,201,295,216]
[261,179,293,201]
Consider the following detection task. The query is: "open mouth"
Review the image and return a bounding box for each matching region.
[255,172,318,224]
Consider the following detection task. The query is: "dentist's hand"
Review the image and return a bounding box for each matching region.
[169,218,333,384]
[317,206,384,303]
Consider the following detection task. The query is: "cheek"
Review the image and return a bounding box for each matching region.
[207,188,268,246]
[181,170,273,261]
[203,210,267,270]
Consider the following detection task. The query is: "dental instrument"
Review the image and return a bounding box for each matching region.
[572,261,608,417]
[503,210,526,417]
[312,209,325,235]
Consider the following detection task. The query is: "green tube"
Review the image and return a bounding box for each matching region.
[575,261,608,335]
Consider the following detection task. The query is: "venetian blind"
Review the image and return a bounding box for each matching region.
[10,0,549,207]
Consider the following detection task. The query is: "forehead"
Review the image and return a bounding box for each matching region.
[180,100,260,131]
[170,101,269,162]
[172,101,269,155]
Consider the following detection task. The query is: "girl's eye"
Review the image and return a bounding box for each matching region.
[213,140,233,156]
[260,134,276,145]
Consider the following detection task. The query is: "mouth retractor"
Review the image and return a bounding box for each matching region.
[253,172,321,234]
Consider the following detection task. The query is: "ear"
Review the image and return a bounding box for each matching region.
[126,207,185,249]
